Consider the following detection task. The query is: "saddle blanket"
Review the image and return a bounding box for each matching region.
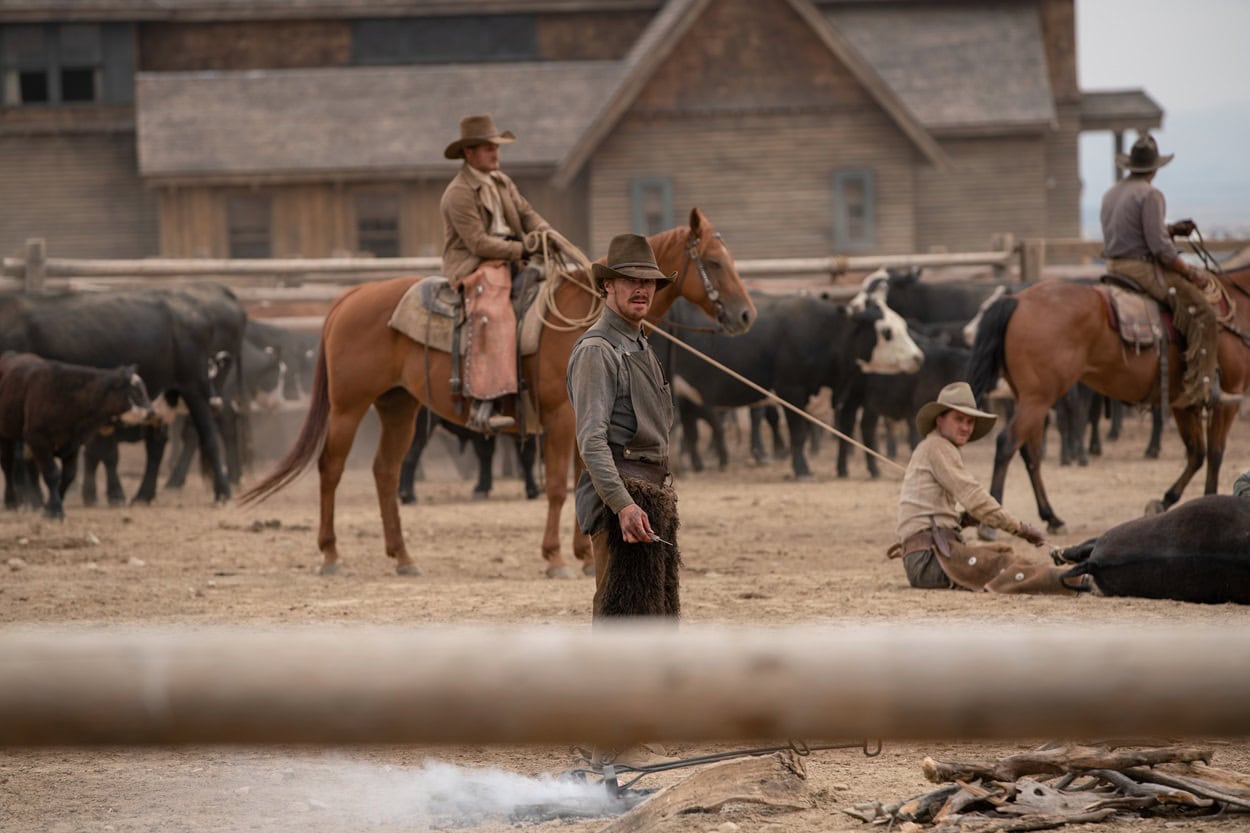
[387,275,547,356]
[1100,280,1166,348]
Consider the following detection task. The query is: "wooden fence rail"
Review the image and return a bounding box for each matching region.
[2,623,1250,747]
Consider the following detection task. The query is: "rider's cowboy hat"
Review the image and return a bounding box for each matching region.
[916,381,998,442]
[592,234,676,294]
[1116,133,1174,174]
[444,113,516,160]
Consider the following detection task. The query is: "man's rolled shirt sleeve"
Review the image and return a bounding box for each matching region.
[568,343,633,514]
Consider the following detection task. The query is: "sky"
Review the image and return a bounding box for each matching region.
[1076,0,1250,238]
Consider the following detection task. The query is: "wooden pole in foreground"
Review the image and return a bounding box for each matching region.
[2,623,1249,747]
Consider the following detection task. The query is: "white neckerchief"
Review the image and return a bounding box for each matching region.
[464,163,512,238]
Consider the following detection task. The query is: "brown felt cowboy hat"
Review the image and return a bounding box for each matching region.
[443,113,516,160]
[591,234,676,294]
[916,381,998,442]
[1116,133,1174,174]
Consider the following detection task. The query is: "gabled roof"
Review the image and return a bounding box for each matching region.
[824,1,1057,134]
[552,0,947,187]
[136,62,624,181]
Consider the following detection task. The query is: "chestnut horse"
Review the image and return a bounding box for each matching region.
[968,264,1250,533]
[240,208,756,576]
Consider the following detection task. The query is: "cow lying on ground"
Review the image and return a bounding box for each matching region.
[0,352,154,518]
[1054,495,1250,604]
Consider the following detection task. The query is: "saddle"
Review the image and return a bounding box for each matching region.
[388,274,549,357]
[1098,273,1171,349]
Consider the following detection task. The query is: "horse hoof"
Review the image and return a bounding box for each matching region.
[1047,521,1068,535]
[795,474,814,483]
[1143,499,1167,516]
[319,562,342,576]
[471,491,489,501]
[396,563,423,577]
[581,560,596,577]
[399,494,416,506]
[546,565,575,580]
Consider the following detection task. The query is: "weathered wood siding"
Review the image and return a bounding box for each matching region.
[590,0,919,257]
[914,136,1048,253]
[0,131,158,258]
[139,21,351,71]
[535,11,652,60]
[157,172,589,260]
[1045,101,1081,240]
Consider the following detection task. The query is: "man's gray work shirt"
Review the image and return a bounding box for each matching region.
[1101,175,1179,262]
[567,305,671,534]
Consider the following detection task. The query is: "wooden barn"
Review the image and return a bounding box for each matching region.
[0,0,1163,261]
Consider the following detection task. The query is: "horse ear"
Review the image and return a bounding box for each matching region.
[688,207,702,236]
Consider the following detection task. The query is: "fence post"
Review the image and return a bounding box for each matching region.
[991,233,1015,280]
[24,238,46,294]
[1019,239,1045,284]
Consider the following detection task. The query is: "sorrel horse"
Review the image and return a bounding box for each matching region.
[240,208,756,576]
[968,264,1250,532]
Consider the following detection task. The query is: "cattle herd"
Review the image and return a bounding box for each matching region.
[1,269,1247,606]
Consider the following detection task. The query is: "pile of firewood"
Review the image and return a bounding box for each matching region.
[844,744,1250,832]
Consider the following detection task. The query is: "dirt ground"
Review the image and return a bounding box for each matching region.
[3,410,1250,833]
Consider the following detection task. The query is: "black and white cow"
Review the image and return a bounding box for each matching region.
[653,274,922,480]
[0,352,154,518]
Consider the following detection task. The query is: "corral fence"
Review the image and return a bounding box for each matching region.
[2,622,1250,747]
[7,236,1249,312]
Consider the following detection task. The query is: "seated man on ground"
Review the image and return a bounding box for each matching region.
[890,382,1084,595]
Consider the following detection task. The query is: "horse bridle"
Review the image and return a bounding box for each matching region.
[665,231,727,334]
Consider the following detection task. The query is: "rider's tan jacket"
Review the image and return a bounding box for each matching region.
[440,164,550,285]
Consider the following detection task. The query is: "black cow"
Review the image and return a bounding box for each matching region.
[0,352,154,518]
[164,320,319,490]
[0,285,245,504]
[884,268,1007,326]
[653,277,923,480]
[835,331,972,478]
[1056,495,1250,604]
[398,407,540,503]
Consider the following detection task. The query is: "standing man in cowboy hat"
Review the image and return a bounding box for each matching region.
[567,233,680,614]
[891,382,1084,595]
[1102,132,1232,408]
[567,232,679,770]
[441,113,553,432]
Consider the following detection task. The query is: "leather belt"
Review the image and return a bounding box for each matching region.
[610,444,668,485]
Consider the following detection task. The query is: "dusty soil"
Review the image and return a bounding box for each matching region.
[3,411,1250,833]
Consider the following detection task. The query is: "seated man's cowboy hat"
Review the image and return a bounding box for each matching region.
[444,113,516,160]
[592,234,677,294]
[1116,133,1174,174]
[916,381,998,441]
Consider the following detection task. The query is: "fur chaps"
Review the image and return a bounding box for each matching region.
[600,477,681,618]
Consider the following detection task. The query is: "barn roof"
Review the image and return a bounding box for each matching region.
[0,0,662,22]
[135,61,624,181]
[1079,89,1164,133]
[824,1,1057,134]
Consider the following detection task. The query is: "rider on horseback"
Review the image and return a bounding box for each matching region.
[1100,132,1234,408]
[441,113,553,432]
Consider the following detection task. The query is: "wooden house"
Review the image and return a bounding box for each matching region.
[0,0,1163,261]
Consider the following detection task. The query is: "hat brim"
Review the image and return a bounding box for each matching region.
[916,401,997,442]
[1115,151,1174,173]
[592,262,676,292]
[444,131,517,160]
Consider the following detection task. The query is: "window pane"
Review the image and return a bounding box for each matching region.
[227,195,271,259]
[60,67,97,102]
[631,177,673,236]
[833,169,874,249]
[59,23,102,65]
[18,70,48,103]
[2,25,46,67]
[356,192,401,258]
[353,16,536,65]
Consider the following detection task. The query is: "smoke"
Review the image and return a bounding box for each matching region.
[213,756,639,830]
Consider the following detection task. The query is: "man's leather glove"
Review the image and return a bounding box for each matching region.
[1016,522,1046,547]
[957,510,977,528]
[1168,218,1197,238]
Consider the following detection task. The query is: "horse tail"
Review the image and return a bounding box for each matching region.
[237,343,330,506]
[967,295,1018,405]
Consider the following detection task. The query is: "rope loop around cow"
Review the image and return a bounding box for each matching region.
[525,228,604,332]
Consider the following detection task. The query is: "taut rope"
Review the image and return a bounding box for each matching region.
[534,230,905,475]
